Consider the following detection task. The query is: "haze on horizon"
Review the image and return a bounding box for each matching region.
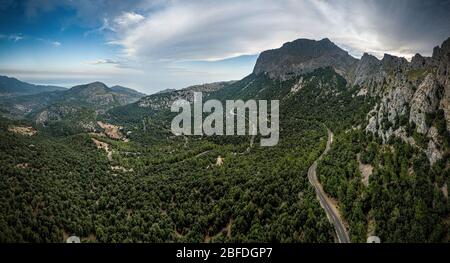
[0,0,449,94]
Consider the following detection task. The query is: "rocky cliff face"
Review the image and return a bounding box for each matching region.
[252,36,449,164]
[433,38,450,131]
[352,53,383,87]
[359,38,449,164]
[409,74,444,134]
[253,38,357,80]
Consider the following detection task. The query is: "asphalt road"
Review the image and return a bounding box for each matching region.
[308,129,351,243]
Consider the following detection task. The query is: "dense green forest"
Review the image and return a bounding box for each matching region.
[317,130,450,242]
[0,68,448,243]
[0,115,334,242]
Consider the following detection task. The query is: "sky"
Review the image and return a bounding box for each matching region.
[0,0,449,94]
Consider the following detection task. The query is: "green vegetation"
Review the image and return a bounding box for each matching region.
[0,114,334,242]
[0,67,448,243]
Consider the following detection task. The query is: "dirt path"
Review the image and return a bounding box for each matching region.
[357,153,373,186]
[91,138,113,161]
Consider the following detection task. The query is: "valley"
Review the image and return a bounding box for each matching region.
[308,128,350,243]
[0,36,449,243]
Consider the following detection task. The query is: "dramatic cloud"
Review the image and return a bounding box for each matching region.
[109,0,450,61]
[1,0,449,93]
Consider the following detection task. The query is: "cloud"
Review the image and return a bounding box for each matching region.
[10,34,24,42]
[114,11,145,28]
[37,38,61,47]
[86,58,143,71]
[52,41,61,47]
[83,18,116,37]
[88,59,121,65]
[0,34,24,42]
[22,0,159,26]
[14,0,450,60]
[0,34,62,48]
[108,0,450,61]
[2,0,449,93]
[84,12,144,37]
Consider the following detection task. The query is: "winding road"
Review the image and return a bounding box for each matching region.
[308,129,351,243]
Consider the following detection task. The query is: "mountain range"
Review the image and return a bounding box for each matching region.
[0,79,145,128]
[1,37,447,164]
[121,37,448,164]
[0,36,449,243]
[0,75,66,96]
[251,37,449,164]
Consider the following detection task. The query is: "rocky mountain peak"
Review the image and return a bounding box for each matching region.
[432,37,450,59]
[410,53,431,69]
[431,37,450,133]
[253,38,358,80]
[362,37,450,164]
[361,52,380,62]
[381,53,408,71]
[352,53,382,86]
[279,37,335,50]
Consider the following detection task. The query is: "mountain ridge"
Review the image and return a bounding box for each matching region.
[0,36,449,244]
[253,38,358,80]
[252,36,449,134]
[0,75,66,96]
[0,79,145,123]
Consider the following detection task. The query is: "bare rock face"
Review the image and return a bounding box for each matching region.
[253,38,357,80]
[426,126,443,161]
[364,72,445,162]
[386,85,414,123]
[7,125,37,136]
[381,54,408,72]
[410,74,444,134]
[364,82,415,143]
[410,53,433,70]
[360,38,450,164]
[432,37,450,130]
[350,52,417,101]
[290,77,305,93]
[426,140,443,165]
[352,53,383,88]
[366,115,378,134]
[249,36,448,165]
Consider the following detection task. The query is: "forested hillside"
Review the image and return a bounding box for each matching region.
[0,37,448,243]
